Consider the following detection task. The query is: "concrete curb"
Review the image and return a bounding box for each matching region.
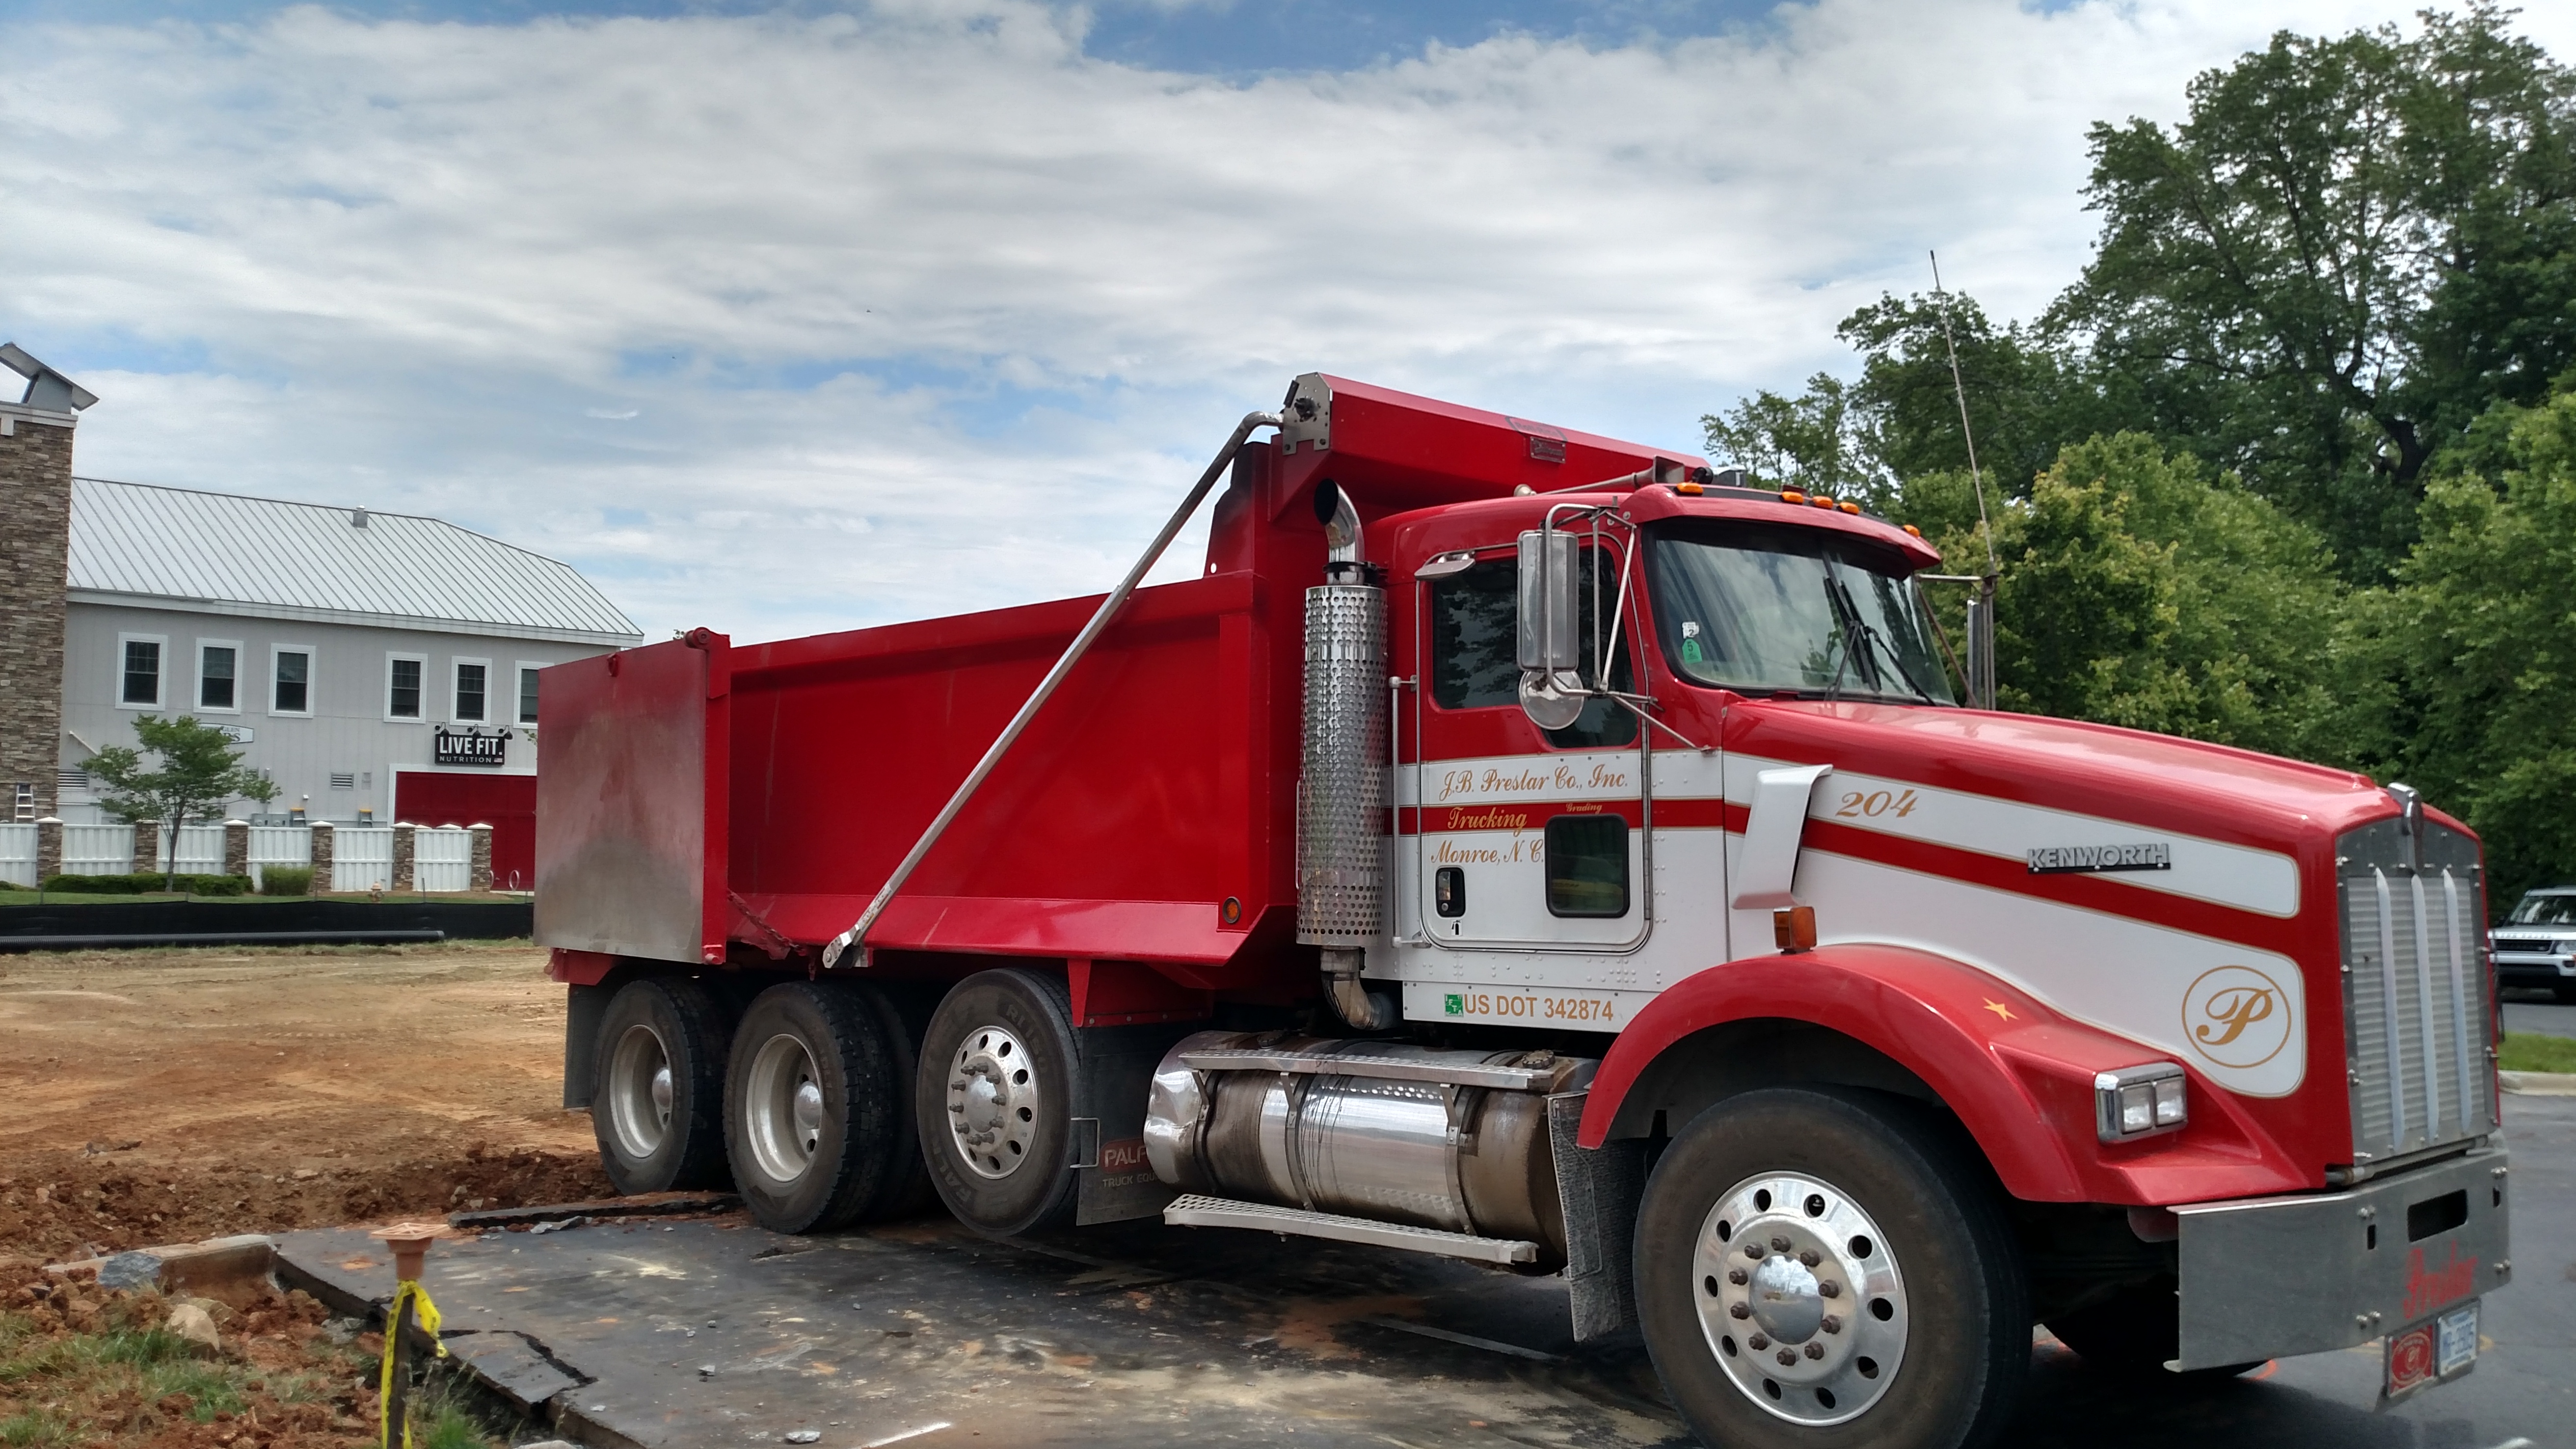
[2499,1069,2576,1096]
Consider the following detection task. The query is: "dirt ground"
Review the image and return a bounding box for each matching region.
[0,942,609,1264]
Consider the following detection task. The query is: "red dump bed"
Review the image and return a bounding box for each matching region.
[533,375,1699,992]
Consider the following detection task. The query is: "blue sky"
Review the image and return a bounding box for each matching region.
[7,0,2553,643]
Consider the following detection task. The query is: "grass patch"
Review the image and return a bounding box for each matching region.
[2500,1033,2576,1073]
[0,1408,74,1447]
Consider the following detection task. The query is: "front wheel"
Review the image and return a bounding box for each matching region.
[1635,1087,2028,1449]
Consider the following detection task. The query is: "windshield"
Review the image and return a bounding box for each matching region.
[2509,892,2576,926]
[1646,521,1955,704]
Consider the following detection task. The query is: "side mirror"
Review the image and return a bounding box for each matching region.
[1517,529,1585,729]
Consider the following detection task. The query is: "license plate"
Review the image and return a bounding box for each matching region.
[2384,1299,2479,1402]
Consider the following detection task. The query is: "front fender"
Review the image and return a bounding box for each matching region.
[1582,944,2314,1205]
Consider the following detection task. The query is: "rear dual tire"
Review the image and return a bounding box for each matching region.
[724,981,933,1234]
[592,978,732,1195]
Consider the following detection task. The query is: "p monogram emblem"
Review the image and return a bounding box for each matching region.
[2181,965,2293,1069]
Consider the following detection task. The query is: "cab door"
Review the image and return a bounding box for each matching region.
[1407,545,1647,952]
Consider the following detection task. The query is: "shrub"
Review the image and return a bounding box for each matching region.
[34,872,253,896]
[257,865,315,897]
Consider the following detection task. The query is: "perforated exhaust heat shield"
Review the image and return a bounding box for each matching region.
[1296,583,1387,944]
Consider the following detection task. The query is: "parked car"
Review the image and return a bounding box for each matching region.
[2493,886,2576,1001]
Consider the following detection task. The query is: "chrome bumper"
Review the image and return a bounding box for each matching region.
[2173,1147,2511,1370]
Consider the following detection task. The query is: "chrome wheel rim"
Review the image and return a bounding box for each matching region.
[945,1023,1038,1180]
[744,1032,828,1185]
[606,1023,673,1160]
[1692,1171,1908,1426]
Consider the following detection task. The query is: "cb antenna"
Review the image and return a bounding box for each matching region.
[1929,250,1999,708]
[1930,250,1996,575]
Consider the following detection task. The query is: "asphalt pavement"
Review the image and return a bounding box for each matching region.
[2502,988,2576,1040]
[275,1096,2575,1449]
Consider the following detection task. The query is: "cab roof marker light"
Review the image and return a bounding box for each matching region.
[1779,490,1807,505]
[1903,524,1924,538]
[1839,501,1862,515]
[1811,495,1836,509]
[1675,480,1704,495]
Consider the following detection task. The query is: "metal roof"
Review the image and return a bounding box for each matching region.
[68,478,643,645]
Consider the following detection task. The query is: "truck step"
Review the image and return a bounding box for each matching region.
[1163,1194,1539,1264]
[1177,1048,1554,1092]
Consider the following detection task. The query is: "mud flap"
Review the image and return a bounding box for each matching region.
[1551,1090,1644,1345]
[1072,1023,1196,1225]
[563,983,608,1110]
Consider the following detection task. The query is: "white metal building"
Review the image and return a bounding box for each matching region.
[54,478,643,832]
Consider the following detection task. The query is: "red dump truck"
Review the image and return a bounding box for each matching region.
[535,374,2511,1448]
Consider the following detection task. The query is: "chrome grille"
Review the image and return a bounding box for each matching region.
[2339,815,2492,1165]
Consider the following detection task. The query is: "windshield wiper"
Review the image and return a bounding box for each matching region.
[1825,559,1938,705]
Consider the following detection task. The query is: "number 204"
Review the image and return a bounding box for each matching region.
[1836,788,1919,819]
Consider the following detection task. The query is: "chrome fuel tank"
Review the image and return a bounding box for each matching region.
[1143,1031,1594,1261]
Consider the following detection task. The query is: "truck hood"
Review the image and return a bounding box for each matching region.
[1719,698,2420,859]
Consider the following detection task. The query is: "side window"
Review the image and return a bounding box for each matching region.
[1427,555,1636,747]
[1545,815,1629,916]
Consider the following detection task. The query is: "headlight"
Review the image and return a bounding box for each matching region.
[2095,1063,2187,1144]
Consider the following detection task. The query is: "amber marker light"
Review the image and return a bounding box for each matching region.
[1810,495,1835,509]
[1779,490,1807,505]
[1676,480,1704,495]
[1839,501,1862,514]
[1903,524,1923,537]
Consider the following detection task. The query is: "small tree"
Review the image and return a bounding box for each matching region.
[85,715,280,890]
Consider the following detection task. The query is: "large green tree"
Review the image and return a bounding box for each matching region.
[2326,386,2576,901]
[2049,3,2576,578]
[85,715,279,889]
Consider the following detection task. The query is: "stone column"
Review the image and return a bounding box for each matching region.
[468,823,494,892]
[222,819,250,879]
[0,359,88,824]
[131,820,160,875]
[309,821,335,893]
[34,817,62,881]
[392,822,416,893]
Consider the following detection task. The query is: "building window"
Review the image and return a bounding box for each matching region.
[453,659,489,723]
[272,647,313,715]
[387,654,426,720]
[198,642,240,711]
[119,635,165,707]
[516,664,541,724]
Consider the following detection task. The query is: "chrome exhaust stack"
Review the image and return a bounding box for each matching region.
[1297,479,1395,1031]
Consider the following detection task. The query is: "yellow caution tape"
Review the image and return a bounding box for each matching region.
[377,1278,449,1449]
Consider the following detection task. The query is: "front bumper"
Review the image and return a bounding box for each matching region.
[2494,949,2573,984]
[2172,1147,2511,1370]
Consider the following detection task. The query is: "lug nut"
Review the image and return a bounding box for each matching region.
[1745,1243,1765,1259]
[1748,1334,1770,1350]
[1728,1303,1751,1319]
[1727,1267,1748,1286]
[1771,1236,1793,1252]
[1818,1281,1840,1299]
[1776,1349,1798,1367]
[1804,1342,1825,1360]
[1821,1315,1841,1334]
[1798,1249,1820,1267]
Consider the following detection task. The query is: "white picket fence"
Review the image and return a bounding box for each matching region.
[332,826,395,891]
[247,826,310,888]
[0,821,473,892]
[415,825,472,893]
[63,823,136,875]
[0,823,33,887]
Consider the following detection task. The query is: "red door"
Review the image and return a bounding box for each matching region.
[393,771,537,890]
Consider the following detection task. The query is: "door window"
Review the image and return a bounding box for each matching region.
[1426,555,1636,747]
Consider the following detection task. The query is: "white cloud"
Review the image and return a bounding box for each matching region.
[4,0,2545,641]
